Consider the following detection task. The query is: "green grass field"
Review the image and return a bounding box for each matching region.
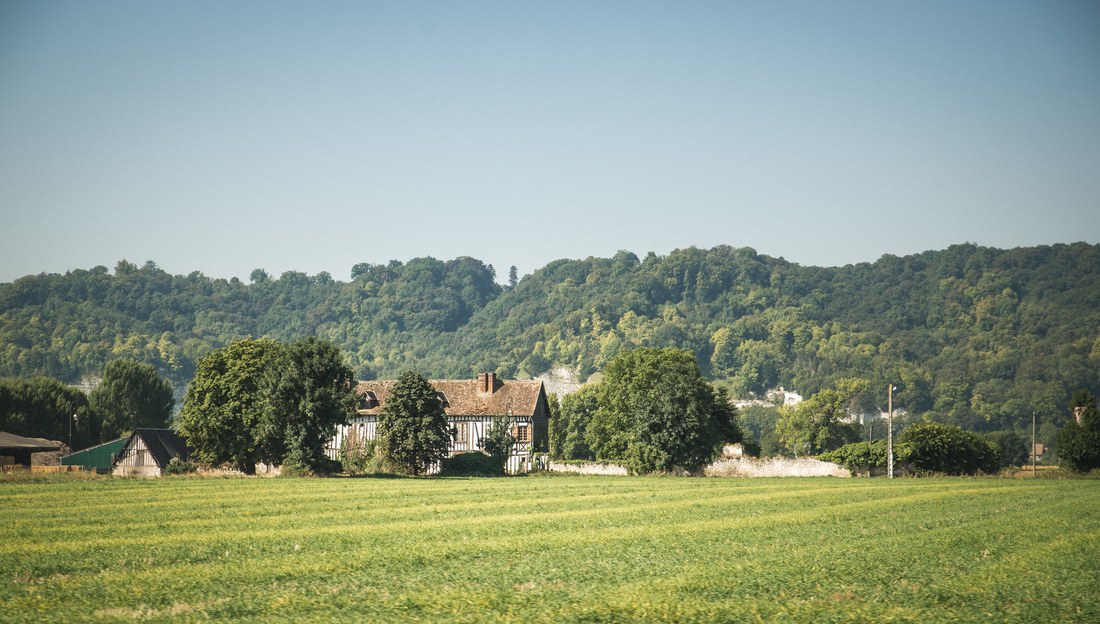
[2,475,1098,623]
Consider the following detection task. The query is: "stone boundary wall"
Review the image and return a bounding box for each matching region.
[547,457,849,477]
[705,457,850,478]
[546,461,629,476]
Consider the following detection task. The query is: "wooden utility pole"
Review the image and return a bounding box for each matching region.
[1032,411,1037,479]
[888,384,895,479]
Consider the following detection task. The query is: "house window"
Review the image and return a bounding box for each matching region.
[454,422,469,444]
[513,425,530,443]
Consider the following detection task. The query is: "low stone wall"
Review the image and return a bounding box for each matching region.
[547,461,629,476]
[705,457,850,478]
[547,457,849,478]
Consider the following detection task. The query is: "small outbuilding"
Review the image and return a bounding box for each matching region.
[63,438,128,473]
[112,428,192,477]
[0,431,63,469]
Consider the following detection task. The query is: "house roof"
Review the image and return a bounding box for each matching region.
[354,375,546,417]
[0,431,63,452]
[118,428,191,468]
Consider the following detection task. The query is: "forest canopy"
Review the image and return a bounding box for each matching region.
[1,244,1098,437]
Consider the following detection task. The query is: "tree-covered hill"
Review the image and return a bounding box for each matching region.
[2,243,1097,434]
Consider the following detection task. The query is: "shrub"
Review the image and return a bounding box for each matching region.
[163,458,197,475]
[440,452,504,477]
[901,422,1000,475]
[986,430,1029,468]
[340,430,374,475]
[819,440,912,474]
[279,456,342,478]
[1058,423,1100,473]
[479,417,515,472]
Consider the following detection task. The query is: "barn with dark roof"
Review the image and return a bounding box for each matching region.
[329,372,550,473]
[111,428,192,477]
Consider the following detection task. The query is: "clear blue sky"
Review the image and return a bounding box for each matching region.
[2,0,1098,283]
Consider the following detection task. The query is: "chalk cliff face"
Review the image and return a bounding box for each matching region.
[535,366,584,397]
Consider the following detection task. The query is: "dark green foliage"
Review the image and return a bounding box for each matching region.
[550,384,598,460]
[1058,390,1100,473]
[986,430,1029,468]
[900,421,1001,475]
[177,338,283,473]
[339,429,374,475]
[712,386,742,445]
[479,417,516,469]
[775,379,867,456]
[162,458,196,475]
[819,440,912,473]
[439,451,505,476]
[177,338,355,474]
[737,405,781,457]
[0,377,99,449]
[375,371,452,476]
[1,244,1098,440]
[89,359,174,439]
[586,348,736,473]
[260,338,357,472]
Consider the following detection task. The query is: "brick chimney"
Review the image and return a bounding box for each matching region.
[477,372,496,394]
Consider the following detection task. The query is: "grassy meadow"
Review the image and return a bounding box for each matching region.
[2,474,1098,623]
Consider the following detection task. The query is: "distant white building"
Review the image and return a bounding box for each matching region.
[733,386,803,409]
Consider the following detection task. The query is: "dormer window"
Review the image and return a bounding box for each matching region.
[359,391,378,410]
[436,391,450,408]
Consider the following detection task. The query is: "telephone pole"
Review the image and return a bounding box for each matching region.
[888,384,895,479]
[1032,411,1037,479]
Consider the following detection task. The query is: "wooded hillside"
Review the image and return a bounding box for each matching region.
[2,243,1097,433]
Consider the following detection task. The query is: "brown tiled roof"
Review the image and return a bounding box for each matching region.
[354,376,545,417]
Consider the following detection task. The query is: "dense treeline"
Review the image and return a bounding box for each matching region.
[1,244,1098,438]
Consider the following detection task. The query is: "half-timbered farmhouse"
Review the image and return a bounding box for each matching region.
[112,428,192,477]
[328,372,550,473]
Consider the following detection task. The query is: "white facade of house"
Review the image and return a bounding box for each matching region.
[327,373,548,474]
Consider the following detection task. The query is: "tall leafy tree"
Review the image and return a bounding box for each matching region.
[775,378,868,456]
[259,338,357,472]
[375,371,451,475]
[586,348,739,473]
[479,416,516,471]
[177,338,283,473]
[1058,389,1100,473]
[550,384,599,460]
[89,359,175,439]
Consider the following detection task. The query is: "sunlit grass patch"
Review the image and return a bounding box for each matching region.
[1,476,1098,623]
